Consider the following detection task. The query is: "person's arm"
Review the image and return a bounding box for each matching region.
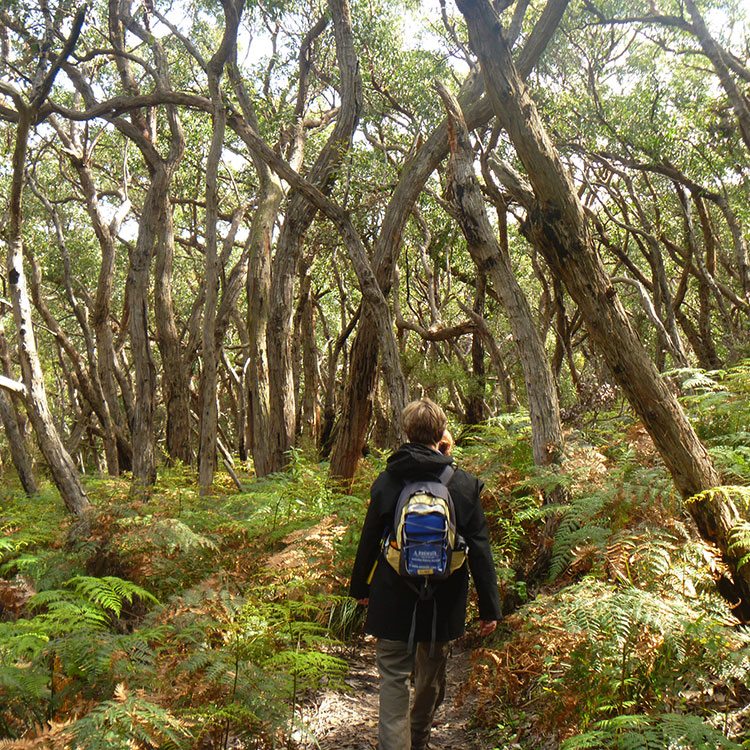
[348,479,388,602]
[462,476,502,626]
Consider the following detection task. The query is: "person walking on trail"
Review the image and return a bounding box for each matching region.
[349,398,501,750]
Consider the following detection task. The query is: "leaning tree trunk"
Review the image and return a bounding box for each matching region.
[6,110,89,517]
[438,82,564,470]
[457,0,750,616]
[329,0,571,481]
[439,83,566,587]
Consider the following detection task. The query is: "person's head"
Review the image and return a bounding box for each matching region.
[401,398,448,447]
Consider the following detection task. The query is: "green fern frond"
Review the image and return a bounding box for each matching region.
[267,649,347,691]
[689,485,750,511]
[664,367,724,393]
[728,522,750,569]
[28,591,111,631]
[69,694,192,750]
[65,576,159,617]
[561,712,741,749]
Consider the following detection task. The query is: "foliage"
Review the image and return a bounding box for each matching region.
[68,688,193,750]
[0,456,358,745]
[561,712,742,750]
[461,362,750,749]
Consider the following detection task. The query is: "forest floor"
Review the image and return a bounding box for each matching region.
[298,637,500,750]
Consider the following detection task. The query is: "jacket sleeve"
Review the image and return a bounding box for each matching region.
[348,476,389,599]
[461,477,502,621]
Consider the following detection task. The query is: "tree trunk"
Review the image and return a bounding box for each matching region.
[683,0,750,154]
[438,82,564,468]
[198,0,242,494]
[266,0,363,473]
[154,192,194,466]
[0,324,37,495]
[298,275,322,447]
[329,0,570,480]
[456,0,750,615]
[465,276,488,425]
[246,171,283,476]
[128,168,171,492]
[6,110,89,517]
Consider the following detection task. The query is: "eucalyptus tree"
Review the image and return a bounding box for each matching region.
[228,8,328,476]
[262,0,365,474]
[456,0,750,617]
[0,322,37,495]
[42,117,134,474]
[0,4,90,515]
[330,0,571,480]
[195,0,244,494]
[438,82,564,471]
[562,0,750,351]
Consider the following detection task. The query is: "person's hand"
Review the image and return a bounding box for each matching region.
[478,619,497,637]
[438,429,454,455]
[357,598,369,606]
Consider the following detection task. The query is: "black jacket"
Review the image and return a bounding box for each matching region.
[349,443,501,642]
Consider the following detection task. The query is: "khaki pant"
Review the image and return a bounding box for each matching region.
[375,639,450,750]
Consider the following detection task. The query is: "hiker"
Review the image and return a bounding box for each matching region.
[349,398,501,750]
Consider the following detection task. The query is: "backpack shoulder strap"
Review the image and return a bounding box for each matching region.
[438,463,455,485]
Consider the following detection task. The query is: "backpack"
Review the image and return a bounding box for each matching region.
[382,464,467,653]
[384,464,466,580]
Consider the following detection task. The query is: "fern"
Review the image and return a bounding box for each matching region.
[117,517,218,555]
[66,576,159,617]
[548,490,610,581]
[562,712,741,749]
[268,649,347,691]
[69,692,192,750]
[728,522,750,569]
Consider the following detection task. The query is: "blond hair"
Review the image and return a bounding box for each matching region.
[401,398,447,446]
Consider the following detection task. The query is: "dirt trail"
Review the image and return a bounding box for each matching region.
[299,638,497,749]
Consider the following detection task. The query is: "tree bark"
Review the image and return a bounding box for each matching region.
[6,110,89,516]
[50,122,133,471]
[199,0,242,494]
[266,0,362,473]
[438,82,564,468]
[0,10,89,515]
[456,0,750,615]
[329,0,570,480]
[153,192,193,466]
[0,323,37,495]
[682,0,750,154]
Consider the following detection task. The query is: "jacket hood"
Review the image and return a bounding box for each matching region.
[385,442,454,479]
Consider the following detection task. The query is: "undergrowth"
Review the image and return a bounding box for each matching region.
[460,362,750,749]
[1,362,749,748]
[0,452,370,748]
